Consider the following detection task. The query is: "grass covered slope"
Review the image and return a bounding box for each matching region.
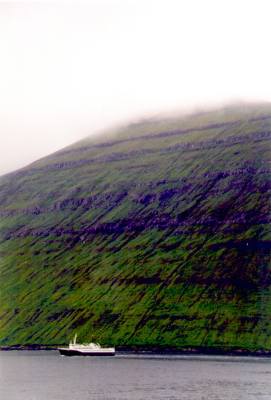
[0,104,270,350]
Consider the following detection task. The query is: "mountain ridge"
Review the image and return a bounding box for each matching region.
[0,103,270,349]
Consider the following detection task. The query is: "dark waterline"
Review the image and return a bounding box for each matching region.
[1,351,271,400]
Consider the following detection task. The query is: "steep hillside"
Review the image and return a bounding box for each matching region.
[0,104,270,351]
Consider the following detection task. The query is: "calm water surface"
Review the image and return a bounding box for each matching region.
[0,351,271,400]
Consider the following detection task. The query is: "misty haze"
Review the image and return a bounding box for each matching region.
[1,1,271,175]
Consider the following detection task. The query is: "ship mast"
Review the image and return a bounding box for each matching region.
[73,333,77,345]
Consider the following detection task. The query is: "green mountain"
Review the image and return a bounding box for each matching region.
[0,103,270,351]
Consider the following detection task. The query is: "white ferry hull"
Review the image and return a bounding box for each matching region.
[59,348,115,356]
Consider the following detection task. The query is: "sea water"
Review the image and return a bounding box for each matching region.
[0,351,271,400]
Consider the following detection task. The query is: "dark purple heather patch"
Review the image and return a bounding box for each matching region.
[0,165,269,217]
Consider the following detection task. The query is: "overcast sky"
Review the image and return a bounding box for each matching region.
[0,0,271,175]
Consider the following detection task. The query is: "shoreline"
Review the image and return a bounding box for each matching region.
[1,345,271,357]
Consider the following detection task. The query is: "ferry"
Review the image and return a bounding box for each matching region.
[58,334,115,356]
